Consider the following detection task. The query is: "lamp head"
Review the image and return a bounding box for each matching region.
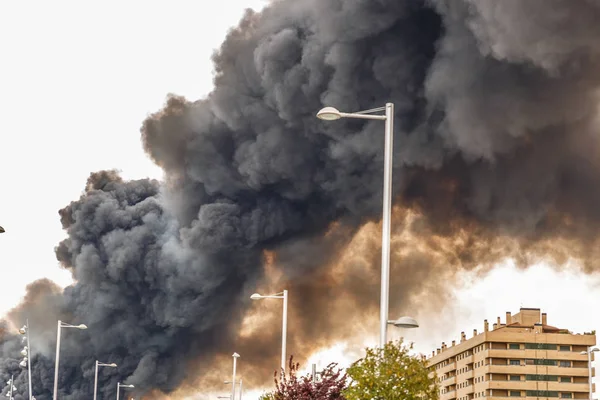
[76,324,88,330]
[389,316,419,329]
[316,107,342,121]
[120,384,135,388]
[232,352,240,358]
[109,363,117,367]
[0,226,5,233]
[250,293,263,300]
[19,326,27,334]
[592,348,600,352]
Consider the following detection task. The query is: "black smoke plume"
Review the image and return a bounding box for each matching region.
[4,0,600,398]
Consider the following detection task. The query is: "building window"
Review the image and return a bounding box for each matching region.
[510,359,521,366]
[509,391,521,397]
[509,343,520,350]
[525,343,558,350]
[560,377,572,383]
[559,361,571,368]
[561,393,573,399]
[526,390,559,397]
[510,375,521,381]
[534,359,557,366]
[559,345,571,352]
[526,374,559,382]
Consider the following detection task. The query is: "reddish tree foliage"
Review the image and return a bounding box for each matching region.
[261,356,347,400]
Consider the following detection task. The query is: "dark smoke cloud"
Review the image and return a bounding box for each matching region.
[3,0,600,398]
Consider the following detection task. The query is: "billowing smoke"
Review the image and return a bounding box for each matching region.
[3,0,600,398]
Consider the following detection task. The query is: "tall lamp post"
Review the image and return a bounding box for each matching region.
[18,320,33,400]
[317,103,398,348]
[93,361,117,400]
[116,383,134,400]
[250,290,288,375]
[53,320,87,400]
[580,346,599,400]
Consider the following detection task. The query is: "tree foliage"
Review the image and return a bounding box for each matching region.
[259,356,347,400]
[343,340,439,400]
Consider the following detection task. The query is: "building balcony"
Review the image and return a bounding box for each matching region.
[486,380,590,392]
[439,362,458,374]
[482,364,591,377]
[486,349,589,361]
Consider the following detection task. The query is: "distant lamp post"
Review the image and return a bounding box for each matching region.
[53,320,87,400]
[580,347,599,400]
[250,290,288,375]
[224,379,243,400]
[18,320,33,400]
[93,361,117,400]
[231,353,240,400]
[116,383,134,400]
[6,375,16,400]
[317,103,395,348]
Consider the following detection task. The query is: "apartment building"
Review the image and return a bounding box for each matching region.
[427,308,596,400]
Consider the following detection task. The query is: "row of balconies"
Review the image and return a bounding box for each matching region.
[437,348,593,371]
[437,352,591,375]
[438,365,593,382]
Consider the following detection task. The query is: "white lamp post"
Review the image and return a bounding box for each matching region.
[116,383,134,400]
[93,361,117,400]
[224,379,243,400]
[231,353,240,400]
[18,320,33,400]
[580,347,599,400]
[250,290,288,375]
[317,103,397,347]
[6,375,16,400]
[52,320,87,400]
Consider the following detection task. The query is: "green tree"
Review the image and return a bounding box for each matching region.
[343,340,439,400]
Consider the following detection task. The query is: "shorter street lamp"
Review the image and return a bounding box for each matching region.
[93,361,117,400]
[224,380,243,400]
[250,290,288,375]
[580,347,599,400]
[116,383,134,400]
[53,320,87,400]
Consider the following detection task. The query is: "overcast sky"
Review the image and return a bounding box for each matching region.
[0,2,599,399]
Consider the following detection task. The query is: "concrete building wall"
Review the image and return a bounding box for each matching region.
[427,308,596,400]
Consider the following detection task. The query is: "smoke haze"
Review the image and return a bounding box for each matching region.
[4,0,600,398]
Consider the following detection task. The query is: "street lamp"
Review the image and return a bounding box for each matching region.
[18,320,33,400]
[250,290,288,375]
[388,316,419,329]
[317,103,395,347]
[231,353,240,400]
[580,347,599,400]
[224,379,243,400]
[93,361,117,400]
[5,375,16,400]
[116,383,134,400]
[52,320,87,400]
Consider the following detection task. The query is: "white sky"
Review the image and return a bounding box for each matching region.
[0,2,599,400]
